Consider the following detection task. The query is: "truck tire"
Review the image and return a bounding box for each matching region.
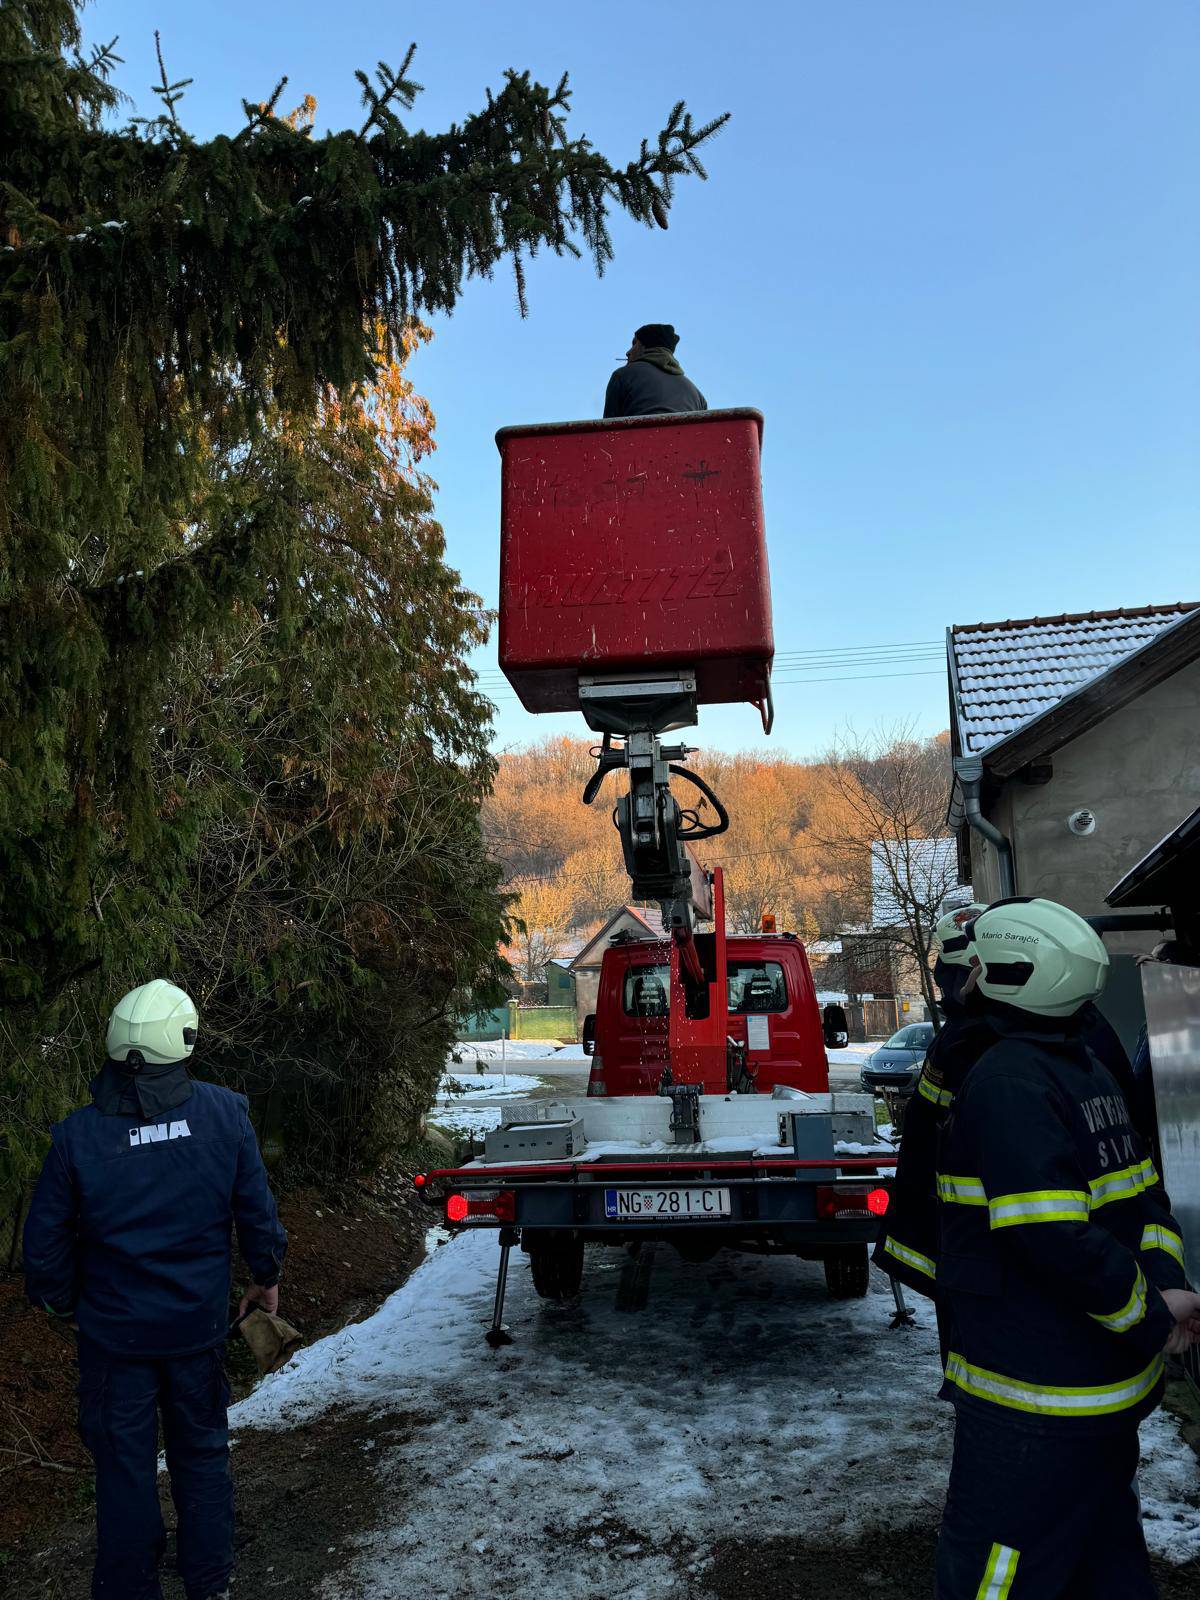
[824,1245,870,1300]
[527,1236,585,1300]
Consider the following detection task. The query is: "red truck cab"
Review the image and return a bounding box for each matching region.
[586,931,830,1098]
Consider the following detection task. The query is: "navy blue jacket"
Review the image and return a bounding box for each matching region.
[936,1010,1185,1433]
[23,1077,286,1358]
[874,1000,995,1295]
[874,991,1153,1301]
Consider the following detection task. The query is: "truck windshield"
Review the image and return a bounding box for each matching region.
[622,960,790,1017]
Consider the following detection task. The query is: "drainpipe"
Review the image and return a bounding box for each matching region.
[954,756,1016,898]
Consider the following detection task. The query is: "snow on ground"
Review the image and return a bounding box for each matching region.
[827,1042,877,1067]
[449,1040,578,1062]
[437,1071,541,1101]
[234,1234,952,1597]
[232,1232,1200,1598]
[427,1104,503,1139]
[1142,1407,1200,1565]
[431,1067,545,1139]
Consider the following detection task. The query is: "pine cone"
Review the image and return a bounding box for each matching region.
[651,195,669,231]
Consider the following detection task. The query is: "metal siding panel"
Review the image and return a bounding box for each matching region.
[1141,961,1200,1289]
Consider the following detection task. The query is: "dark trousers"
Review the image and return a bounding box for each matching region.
[76,1335,234,1600]
[935,1404,1156,1598]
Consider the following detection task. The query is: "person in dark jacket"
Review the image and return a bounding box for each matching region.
[874,904,991,1344]
[875,900,1156,1363]
[933,900,1200,1600]
[23,979,287,1600]
[603,323,707,418]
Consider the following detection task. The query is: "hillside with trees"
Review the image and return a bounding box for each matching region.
[484,730,956,993]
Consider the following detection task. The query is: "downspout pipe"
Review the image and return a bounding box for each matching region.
[954,756,1016,898]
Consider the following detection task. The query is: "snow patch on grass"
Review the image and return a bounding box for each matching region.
[428,1105,502,1139]
[437,1071,541,1101]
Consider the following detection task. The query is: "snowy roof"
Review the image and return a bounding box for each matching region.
[950,603,1198,757]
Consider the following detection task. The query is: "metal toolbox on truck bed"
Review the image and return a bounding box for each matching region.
[496,409,772,716]
[830,1092,876,1146]
[484,1116,587,1162]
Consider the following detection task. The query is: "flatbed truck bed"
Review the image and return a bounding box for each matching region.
[416,1093,899,1342]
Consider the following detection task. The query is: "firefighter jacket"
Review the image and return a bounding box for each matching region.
[874,999,1151,1301]
[936,1009,1187,1433]
[23,1075,286,1358]
[873,998,995,1296]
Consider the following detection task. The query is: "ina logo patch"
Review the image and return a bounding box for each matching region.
[128,1120,191,1147]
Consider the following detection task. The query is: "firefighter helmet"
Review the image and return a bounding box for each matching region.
[106,980,199,1067]
[970,898,1108,1017]
[934,903,987,967]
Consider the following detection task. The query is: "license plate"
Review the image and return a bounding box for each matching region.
[603,1186,731,1220]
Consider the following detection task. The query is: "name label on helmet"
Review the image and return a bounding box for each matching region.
[128,1120,191,1147]
[979,929,1038,945]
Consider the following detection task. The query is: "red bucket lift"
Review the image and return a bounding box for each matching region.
[497,408,773,734]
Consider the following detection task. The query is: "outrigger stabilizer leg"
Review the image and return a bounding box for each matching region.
[485,1227,520,1347]
[888,1274,916,1330]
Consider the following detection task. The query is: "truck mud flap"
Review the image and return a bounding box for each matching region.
[615,1241,659,1313]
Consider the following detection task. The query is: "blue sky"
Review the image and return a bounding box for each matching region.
[90,1,1199,757]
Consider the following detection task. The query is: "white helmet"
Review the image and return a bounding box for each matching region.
[970,899,1108,1018]
[934,902,987,967]
[107,980,199,1066]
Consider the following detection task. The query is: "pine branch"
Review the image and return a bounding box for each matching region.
[85,37,123,80]
[238,74,292,137]
[356,45,422,140]
[152,30,192,127]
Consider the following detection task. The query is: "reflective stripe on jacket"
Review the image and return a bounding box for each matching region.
[873,1001,1162,1305]
[935,1015,1184,1432]
[872,1008,996,1298]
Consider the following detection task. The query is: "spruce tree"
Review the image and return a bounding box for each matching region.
[0,2,727,1189]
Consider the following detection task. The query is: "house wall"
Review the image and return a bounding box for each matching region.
[573,967,601,1026]
[967,658,1200,945]
[546,964,575,1006]
[568,909,668,1029]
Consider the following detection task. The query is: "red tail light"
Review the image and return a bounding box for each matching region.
[444,1191,515,1224]
[413,1172,428,1189]
[816,1183,889,1220]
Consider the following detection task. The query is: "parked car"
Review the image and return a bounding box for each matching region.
[859,1021,935,1095]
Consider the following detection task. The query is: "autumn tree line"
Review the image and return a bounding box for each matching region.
[485,731,957,1020]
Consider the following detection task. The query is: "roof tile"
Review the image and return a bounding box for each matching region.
[951,603,1198,755]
